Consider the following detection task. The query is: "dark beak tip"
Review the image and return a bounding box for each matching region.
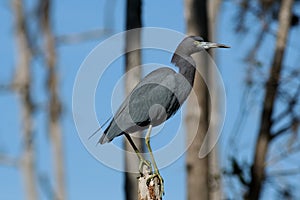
[219,44,230,48]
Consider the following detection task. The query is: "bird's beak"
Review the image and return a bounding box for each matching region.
[198,42,230,49]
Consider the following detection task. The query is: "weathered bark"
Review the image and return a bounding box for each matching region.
[185,0,210,199]
[138,165,161,200]
[12,0,38,199]
[38,1,65,199]
[246,0,294,199]
[124,0,143,199]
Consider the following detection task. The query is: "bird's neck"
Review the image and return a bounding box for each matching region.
[171,54,196,86]
[179,63,196,86]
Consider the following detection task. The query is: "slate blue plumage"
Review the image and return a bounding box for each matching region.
[99,36,229,144]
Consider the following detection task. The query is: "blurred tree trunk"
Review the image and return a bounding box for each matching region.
[38,0,66,199]
[207,1,222,200]
[246,0,294,199]
[207,0,223,200]
[124,0,143,199]
[185,0,210,199]
[12,0,38,199]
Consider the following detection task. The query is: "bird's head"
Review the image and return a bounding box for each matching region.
[179,36,230,55]
[171,36,230,67]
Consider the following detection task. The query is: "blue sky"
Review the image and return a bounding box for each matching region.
[1,0,300,199]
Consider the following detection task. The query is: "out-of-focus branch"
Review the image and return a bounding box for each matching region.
[245,21,269,64]
[55,0,115,45]
[266,143,300,166]
[0,84,13,92]
[223,157,249,187]
[271,118,300,139]
[268,167,300,177]
[235,0,250,32]
[38,173,56,200]
[272,84,300,123]
[38,0,65,199]
[55,29,112,45]
[246,0,294,199]
[0,154,19,167]
[12,0,38,199]
[259,0,276,10]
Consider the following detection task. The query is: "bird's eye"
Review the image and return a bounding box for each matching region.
[194,41,200,45]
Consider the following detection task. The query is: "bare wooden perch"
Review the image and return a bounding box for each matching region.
[138,164,163,200]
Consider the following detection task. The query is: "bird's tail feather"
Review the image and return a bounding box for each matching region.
[99,119,125,144]
[88,117,112,142]
[99,133,110,144]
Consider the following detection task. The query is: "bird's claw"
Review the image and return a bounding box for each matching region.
[146,173,165,197]
[139,159,152,175]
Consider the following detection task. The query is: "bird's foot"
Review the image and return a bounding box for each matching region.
[139,159,152,175]
[146,172,165,197]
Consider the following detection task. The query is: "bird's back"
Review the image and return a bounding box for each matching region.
[99,67,182,144]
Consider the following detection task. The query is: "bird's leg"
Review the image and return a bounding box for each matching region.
[124,134,152,174]
[145,125,164,196]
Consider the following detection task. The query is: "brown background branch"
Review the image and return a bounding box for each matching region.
[246,0,294,199]
[12,0,38,199]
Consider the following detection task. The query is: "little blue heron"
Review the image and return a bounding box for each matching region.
[99,36,229,195]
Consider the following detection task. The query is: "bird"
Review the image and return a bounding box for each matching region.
[99,36,229,196]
